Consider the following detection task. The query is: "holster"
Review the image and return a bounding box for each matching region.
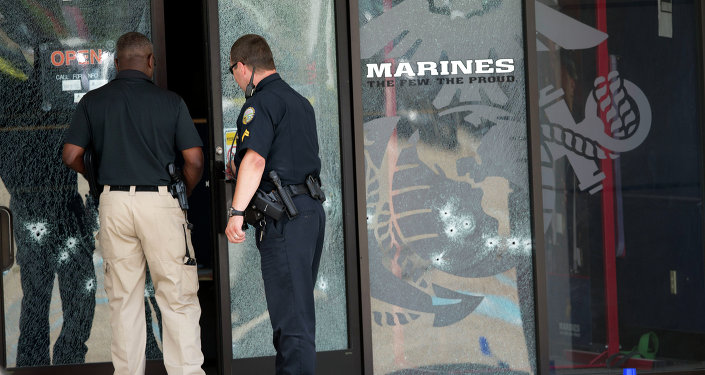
[167,163,189,210]
[244,189,285,225]
[305,175,326,202]
[243,174,325,225]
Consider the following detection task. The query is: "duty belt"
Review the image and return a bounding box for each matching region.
[285,183,311,197]
[109,185,160,192]
[289,175,326,203]
[244,175,325,226]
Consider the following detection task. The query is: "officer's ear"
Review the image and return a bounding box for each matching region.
[147,54,155,69]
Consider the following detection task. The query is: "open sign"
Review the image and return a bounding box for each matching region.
[50,49,105,66]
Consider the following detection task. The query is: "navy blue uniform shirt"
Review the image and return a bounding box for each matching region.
[65,70,203,186]
[234,73,321,192]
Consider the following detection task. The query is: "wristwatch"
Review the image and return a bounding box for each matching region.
[228,207,245,217]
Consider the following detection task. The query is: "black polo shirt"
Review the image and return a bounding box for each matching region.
[233,73,321,192]
[65,70,202,186]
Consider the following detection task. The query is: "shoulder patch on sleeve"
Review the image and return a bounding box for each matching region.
[242,107,255,125]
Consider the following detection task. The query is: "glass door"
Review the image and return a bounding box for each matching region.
[206,0,362,373]
[0,1,164,373]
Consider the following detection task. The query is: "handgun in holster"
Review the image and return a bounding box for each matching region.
[167,163,196,265]
[249,190,285,223]
[243,170,299,226]
[167,163,189,211]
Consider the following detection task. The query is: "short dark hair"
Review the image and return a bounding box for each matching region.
[229,34,275,71]
[116,32,152,61]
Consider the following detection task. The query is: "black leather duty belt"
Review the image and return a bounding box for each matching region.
[285,184,310,197]
[109,185,160,192]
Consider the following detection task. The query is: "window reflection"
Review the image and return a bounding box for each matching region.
[0,0,153,367]
[536,0,705,372]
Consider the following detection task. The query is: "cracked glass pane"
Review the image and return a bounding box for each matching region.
[359,0,536,373]
[0,0,155,367]
[218,0,348,359]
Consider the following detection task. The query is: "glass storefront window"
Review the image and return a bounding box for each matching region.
[217,0,349,359]
[358,0,536,373]
[536,0,705,373]
[0,0,154,368]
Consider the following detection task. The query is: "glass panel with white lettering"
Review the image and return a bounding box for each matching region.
[358,0,537,373]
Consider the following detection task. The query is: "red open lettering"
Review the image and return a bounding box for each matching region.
[90,49,102,64]
[65,50,76,65]
[51,49,105,66]
[50,51,64,66]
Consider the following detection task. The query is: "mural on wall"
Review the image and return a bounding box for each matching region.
[535,0,652,233]
[360,0,534,373]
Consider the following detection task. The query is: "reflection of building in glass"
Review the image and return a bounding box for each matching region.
[0,0,156,367]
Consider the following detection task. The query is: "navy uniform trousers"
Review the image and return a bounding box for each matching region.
[255,195,325,375]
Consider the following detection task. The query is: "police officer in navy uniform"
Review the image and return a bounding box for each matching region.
[225,34,325,375]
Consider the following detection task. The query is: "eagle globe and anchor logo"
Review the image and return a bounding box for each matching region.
[360,0,653,370]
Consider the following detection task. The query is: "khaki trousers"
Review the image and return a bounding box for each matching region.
[98,186,205,375]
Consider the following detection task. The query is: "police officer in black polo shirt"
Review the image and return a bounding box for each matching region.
[225,34,326,375]
[62,32,206,375]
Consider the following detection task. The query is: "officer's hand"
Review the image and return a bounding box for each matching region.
[225,215,246,243]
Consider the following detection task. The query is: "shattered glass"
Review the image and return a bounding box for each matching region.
[359,0,536,373]
[0,0,157,367]
[218,0,348,358]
